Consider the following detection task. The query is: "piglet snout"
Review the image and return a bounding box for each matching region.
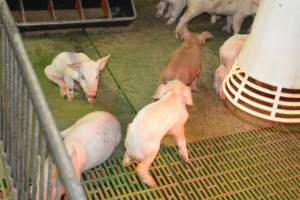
[86,93,96,103]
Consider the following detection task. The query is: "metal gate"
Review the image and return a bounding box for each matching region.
[0,0,87,199]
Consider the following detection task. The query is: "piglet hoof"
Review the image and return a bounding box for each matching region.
[180,154,191,163]
[87,98,96,104]
[183,157,192,164]
[167,17,176,25]
[222,26,231,33]
[144,177,157,188]
[66,95,74,102]
[156,11,163,18]
[60,87,66,97]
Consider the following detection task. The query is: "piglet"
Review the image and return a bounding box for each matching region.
[123,79,192,188]
[44,52,110,103]
[156,27,213,94]
[214,34,248,99]
[35,111,121,200]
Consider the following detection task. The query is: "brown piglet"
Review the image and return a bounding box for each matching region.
[155,27,213,97]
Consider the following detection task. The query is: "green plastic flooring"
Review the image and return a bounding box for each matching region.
[81,124,300,200]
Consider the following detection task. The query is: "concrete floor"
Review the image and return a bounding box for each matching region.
[22,0,274,155]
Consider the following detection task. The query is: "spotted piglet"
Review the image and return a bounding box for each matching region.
[214,34,248,99]
[156,27,213,94]
[44,52,110,103]
[123,80,192,188]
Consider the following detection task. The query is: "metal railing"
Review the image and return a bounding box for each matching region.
[0,0,87,199]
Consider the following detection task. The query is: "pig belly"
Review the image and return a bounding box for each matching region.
[51,52,91,75]
[213,1,239,15]
[125,137,161,161]
[81,133,119,171]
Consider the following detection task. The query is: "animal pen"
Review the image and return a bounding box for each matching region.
[0,0,300,199]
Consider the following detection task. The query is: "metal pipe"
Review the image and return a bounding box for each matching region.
[3,31,8,155]
[39,135,46,200]
[30,118,40,200]
[11,52,18,184]
[20,86,29,199]
[0,1,86,199]
[16,71,23,199]
[24,100,33,200]
[47,156,53,199]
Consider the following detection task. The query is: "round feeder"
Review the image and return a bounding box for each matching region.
[223,0,300,123]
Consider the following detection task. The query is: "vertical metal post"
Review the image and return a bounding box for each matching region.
[39,136,46,200]
[30,118,40,200]
[24,100,32,200]
[16,70,23,199]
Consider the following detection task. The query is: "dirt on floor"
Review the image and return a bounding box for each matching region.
[22,0,274,153]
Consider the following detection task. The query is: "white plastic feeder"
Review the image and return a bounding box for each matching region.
[223,0,300,123]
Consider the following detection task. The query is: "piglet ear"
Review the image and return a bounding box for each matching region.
[97,54,111,71]
[199,31,213,44]
[184,87,193,106]
[153,84,167,99]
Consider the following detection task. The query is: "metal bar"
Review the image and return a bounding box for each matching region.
[24,99,33,200]
[16,70,24,199]
[20,86,29,199]
[3,32,8,155]
[11,52,18,184]
[6,42,12,165]
[18,0,26,22]
[55,179,62,200]
[0,1,87,199]
[30,118,40,200]
[75,0,85,20]
[47,156,53,199]
[100,0,110,18]
[0,22,4,143]
[39,135,46,200]
[48,0,56,21]
[7,46,13,167]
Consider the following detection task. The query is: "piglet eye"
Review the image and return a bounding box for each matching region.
[96,74,99,80]
[81,74,86,80]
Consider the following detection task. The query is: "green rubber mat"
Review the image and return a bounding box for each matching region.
[81,124,300,200]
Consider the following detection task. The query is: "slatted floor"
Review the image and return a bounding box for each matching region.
[81,124,300,200]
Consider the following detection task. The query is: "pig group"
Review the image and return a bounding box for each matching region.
[155,0,260,36]
[39,0,257,194]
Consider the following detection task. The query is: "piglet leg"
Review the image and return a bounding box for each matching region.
[64,76,75,101]
[44,65,66,97]
[190,76,199,92]
[136,153,158,188]
[171,126,191,163]
[232,14,244,34]
[122,152,133,167]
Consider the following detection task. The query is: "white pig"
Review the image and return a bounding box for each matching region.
[35,111,121,200]
[44,52,110,103]
[123,79,192,188]
[175,0,260,37]
[214,34,248,99]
